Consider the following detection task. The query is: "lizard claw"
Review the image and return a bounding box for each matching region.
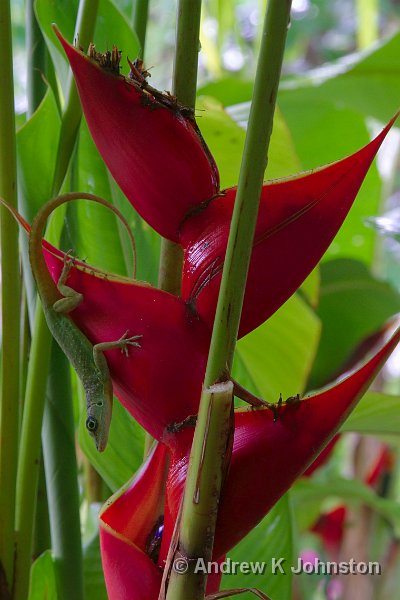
[118,330,143,356]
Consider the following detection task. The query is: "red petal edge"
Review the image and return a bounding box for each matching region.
[181,114,399,337]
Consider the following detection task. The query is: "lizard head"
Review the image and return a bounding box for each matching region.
[86,398,112,452]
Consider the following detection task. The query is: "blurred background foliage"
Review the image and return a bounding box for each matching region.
[8,1,400,599]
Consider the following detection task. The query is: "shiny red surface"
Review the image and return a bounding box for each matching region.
[181,116,398,337]
[56,29,219,242]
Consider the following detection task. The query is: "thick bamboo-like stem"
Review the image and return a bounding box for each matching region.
[42,345,84,600]
[0,1,20,594]
[157,0,202,297]
[166,2,292,598]
[132,0,150,58]
[152,0,203,457]
[13,3,99,599]
[356,0,378,50]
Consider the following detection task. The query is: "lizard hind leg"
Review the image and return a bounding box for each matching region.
[53,251,83,314]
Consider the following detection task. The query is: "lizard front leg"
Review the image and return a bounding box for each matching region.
[53,252,83,313]
[92,330,143,373]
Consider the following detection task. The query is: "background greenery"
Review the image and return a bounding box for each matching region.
[4,1,400,599]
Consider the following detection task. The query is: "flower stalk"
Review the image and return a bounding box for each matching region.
[0,0,20,594]
[132,0,150,58]
[166,1,292,598]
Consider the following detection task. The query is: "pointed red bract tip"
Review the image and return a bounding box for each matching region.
[54,27,219,242]
[160,315,400,560]
[181,115,399,337]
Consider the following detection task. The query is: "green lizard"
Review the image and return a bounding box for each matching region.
[1,192,141,452]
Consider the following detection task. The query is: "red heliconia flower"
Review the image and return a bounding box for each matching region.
[96,316,400,599]
[55,27,398,337]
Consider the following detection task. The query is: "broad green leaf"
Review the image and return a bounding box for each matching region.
[35,0,139,92]
[280,31,400,123]
[28,550,57,600]
[292,477,400,535]
[309,258,400,388]
[71,120,160,284]
[17,87,60,220]
[234,293,321,402]
[78,394,145,492]
[223,494,294,600]
[343,391,400,435]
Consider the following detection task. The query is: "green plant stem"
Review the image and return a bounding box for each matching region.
[0,1,20,594]
[26,0,47,117]
[13,2,99,598]
[132,0,150,58]
[166,2,292,598]
[13,307,52,600]
[43,345,84,600]
[153,0,203,456]
[157,0,202,296]
[356,0,378,50]
[52,0,100,195]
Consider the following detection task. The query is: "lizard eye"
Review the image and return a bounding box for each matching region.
[86,416,98,433]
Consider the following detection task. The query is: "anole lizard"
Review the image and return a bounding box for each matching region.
[1,192,141,452]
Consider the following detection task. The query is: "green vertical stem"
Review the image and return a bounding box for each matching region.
[32,458,51,560]
[43,345,84,600]
[0,1,20,594]
[356,0,379,50]
[157,0,202,296]
[13,307,52,600]
[166,2,292,598]
[132,0,150,58]
[26,0,47,117]
[153,0,203,455]
[52,0,100,195]
[13,2,100,598]
[25,2,52,565]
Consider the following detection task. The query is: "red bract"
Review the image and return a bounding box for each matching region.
[42,247,210,440]
[95,316,400,598]
[180,117,398,337]
[54,28,219,243]
[100,442,223,600]
[56,26,397,337]
[160,315,400,561]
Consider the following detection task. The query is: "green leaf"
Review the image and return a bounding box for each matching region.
[35,0,139,91]
[309,258,400,388]
[78,394,145,492]
[343,391,400,435]
[16,87,61,220]
[280,31,400,123]
[28,550,57,600]
[197,97,301,189]
[234,293,321,402]
[223,494,294,600]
